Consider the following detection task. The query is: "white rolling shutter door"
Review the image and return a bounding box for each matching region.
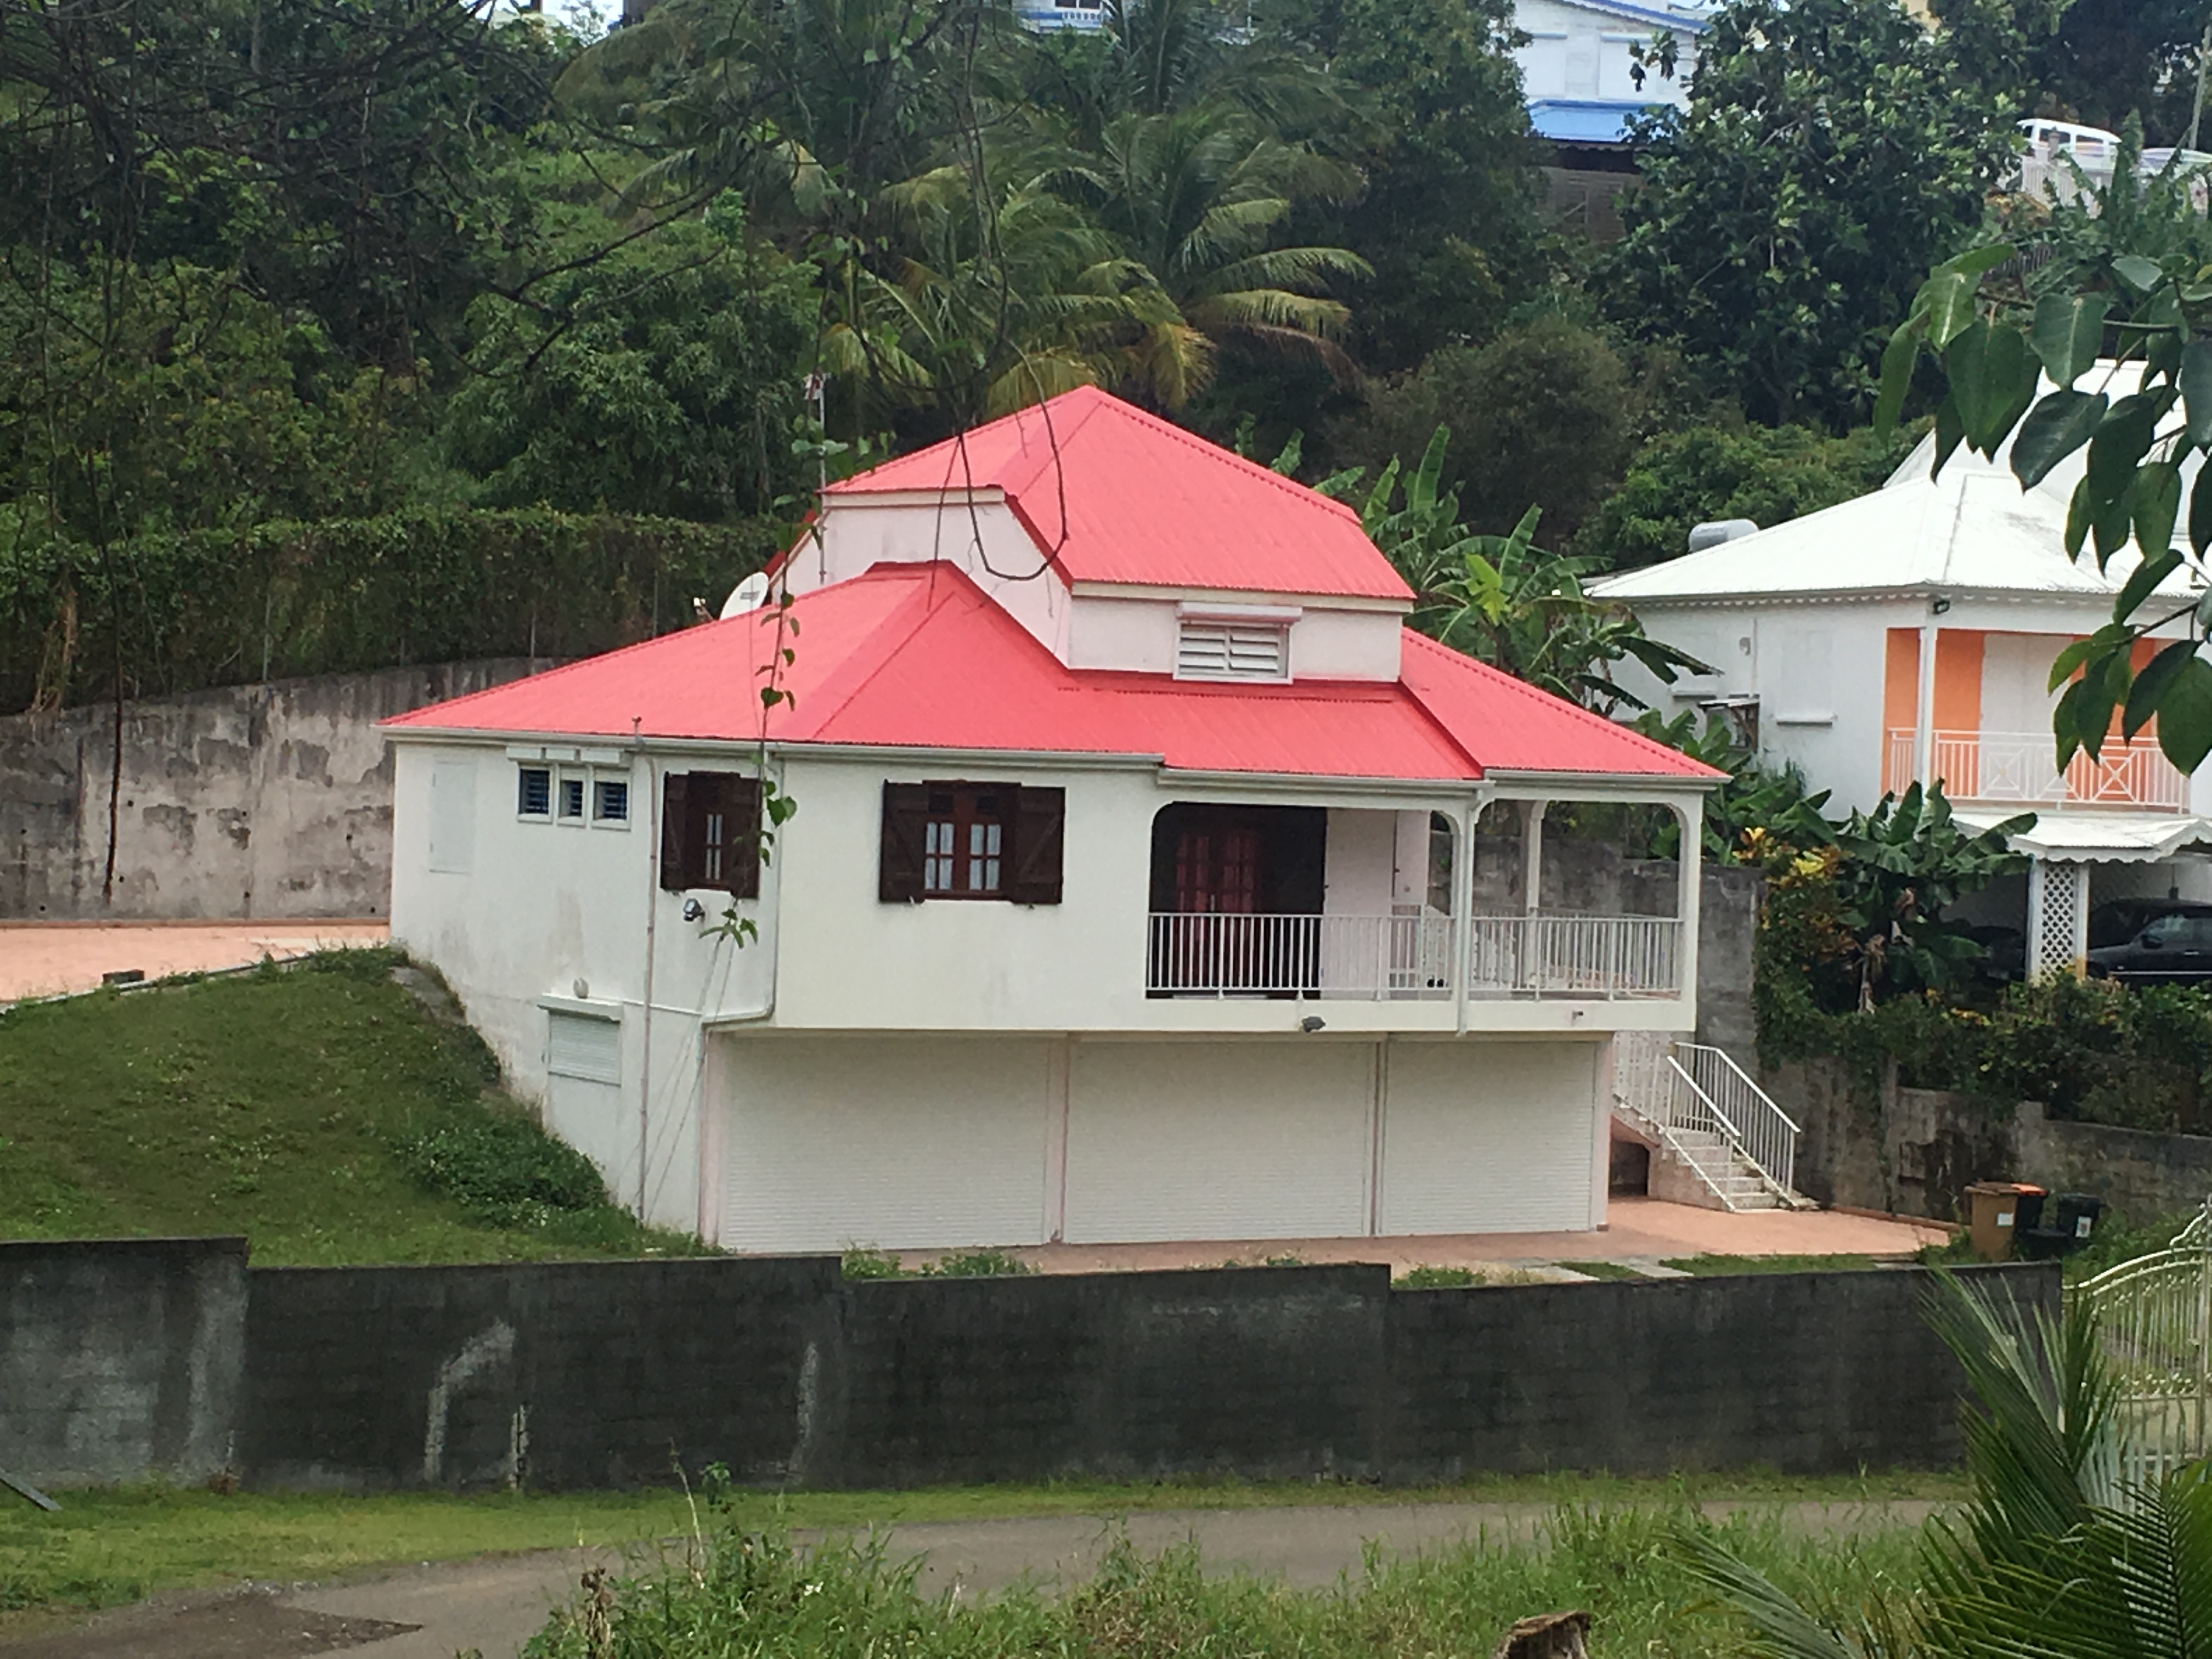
[718,1037,1051,1253]
[1378,1041,1598,1234]
[1063,1042,1370,1243]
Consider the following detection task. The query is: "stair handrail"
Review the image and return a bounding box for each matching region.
[1670,1042,1799,1198]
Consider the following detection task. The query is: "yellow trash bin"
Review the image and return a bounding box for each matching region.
[1966,1181,2045,1262]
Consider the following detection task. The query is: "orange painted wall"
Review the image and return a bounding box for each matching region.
[1933,631,1985,731]
[1882,629,1918,792]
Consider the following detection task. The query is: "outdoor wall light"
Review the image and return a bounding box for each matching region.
[1299,1015,1327,1033]
[681,898,707,922]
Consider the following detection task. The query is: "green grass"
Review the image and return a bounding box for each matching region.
[0,1470,1965,1628]
[0,950,698,1265]
[1556,1260,1643,1281]
[1660,1254,1894,1277]
[514,1494,1936,1659]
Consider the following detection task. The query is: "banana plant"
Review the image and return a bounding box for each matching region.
[1328,426,1710,714]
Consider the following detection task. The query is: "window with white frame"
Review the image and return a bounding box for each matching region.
[1176,619,1288,681]
[556,771,587,823]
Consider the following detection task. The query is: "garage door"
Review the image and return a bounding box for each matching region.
[1063,1041,1372,1243]
[1379,1040,1599,1234]
[717,1036,1052,1253]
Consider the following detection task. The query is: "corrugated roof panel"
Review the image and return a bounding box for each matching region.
[388,564,1718,786]
[822,388,1414,602]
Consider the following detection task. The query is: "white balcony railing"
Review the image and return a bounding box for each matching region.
[1145,912,1682,1001]
[1884,728,2188,811]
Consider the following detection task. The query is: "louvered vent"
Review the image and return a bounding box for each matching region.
[1176,621,1288,681]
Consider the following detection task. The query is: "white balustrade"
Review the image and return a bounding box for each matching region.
[1145,912,1682,1000]
[1884,727,2186,811]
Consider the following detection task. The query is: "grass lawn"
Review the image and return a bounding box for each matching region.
[0,950,697,1265]
[1660,1252,1895,1276]
[0,1469,1966,1628]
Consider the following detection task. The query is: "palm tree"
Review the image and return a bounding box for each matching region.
[1053,102,1369,398]
[1676,1272,2212,1659]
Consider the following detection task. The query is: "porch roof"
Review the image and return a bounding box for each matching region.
[1955,807,2212,864]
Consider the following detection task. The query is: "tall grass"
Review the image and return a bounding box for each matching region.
[522,1496,1923,1658]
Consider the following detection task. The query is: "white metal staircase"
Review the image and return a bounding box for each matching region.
[1612,1032,1811,1212]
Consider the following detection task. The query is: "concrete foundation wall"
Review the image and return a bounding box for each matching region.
[0,1242,2055,1489]
[1,661,539,920]
[0,1237,247,1486]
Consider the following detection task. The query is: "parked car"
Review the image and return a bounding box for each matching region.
[2089,899,2212,951]
[2086,905,2212,984]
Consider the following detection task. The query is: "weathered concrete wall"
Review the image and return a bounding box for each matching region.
[1695,864,1763,1057]
[0,1237,248,1487]
[0,1240,2057,1489]
[0,661,539,920]
[1777,1057,2212,1224]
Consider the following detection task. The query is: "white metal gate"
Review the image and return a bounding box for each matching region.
[2080,1200,2212,1487]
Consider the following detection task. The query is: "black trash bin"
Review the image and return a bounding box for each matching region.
[2019,1192,2102,1258]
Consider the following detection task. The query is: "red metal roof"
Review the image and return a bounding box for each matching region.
[386,563,1717,785]
[821,387,1414,602]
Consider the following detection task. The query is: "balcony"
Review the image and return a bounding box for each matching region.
[1884,729,2188,812]
[1145,912,1683,1001]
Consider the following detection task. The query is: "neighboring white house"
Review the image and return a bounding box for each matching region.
[385,388,1719,1252]
[1519,0,1701,137]
[1591,389,2212,982]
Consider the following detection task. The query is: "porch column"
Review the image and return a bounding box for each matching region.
[1677,796,1703,1008]
[1522,800,1547,916]
[2027,857,2091,981]
[1912,618,1939,789]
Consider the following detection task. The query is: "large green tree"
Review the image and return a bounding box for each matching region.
[1269,0,1545,370]
[1607,0,2038,428]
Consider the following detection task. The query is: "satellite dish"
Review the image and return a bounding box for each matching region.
[720,573,772,618]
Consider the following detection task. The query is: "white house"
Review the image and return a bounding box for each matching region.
[384,388,1719,1252]
[1517,0,1702,138]
[1592,398,2212,981]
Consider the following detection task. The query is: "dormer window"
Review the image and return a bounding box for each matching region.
[1173,602,1300,682]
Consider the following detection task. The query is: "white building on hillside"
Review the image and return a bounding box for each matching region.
[384,388,1720,1252]
[1592,399,2212,981]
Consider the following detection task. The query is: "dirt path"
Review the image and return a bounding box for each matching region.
[1,1496,1945,1659]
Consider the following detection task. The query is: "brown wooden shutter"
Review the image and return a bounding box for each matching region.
[727,775,764,900]
[880,782,928,901]
[659,772,692,892]
[1008,785,1065,905]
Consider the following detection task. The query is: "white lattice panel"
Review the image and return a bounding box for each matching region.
[2029,860,2089,980]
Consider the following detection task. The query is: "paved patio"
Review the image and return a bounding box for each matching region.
[0,919,390,1002]
[896,1197,1949,1276]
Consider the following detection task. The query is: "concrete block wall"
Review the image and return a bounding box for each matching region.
[0,1237,247,1485]
[241,1256,840,1490]
[0,1242,2057,1491]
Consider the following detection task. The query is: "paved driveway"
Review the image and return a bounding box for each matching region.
[0,921,388,1002]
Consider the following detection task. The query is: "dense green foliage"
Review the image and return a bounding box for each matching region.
[0,509,780,710]
[1610,0,2036,428]
[0,951,697,1263]
[1576,422,1925,569]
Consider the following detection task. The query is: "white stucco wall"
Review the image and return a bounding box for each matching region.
[1062,593,1403,680]
[795,496,1075,660]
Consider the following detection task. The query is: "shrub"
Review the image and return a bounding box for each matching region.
[393,1102,610,1228]
[920,1250,1036,1278]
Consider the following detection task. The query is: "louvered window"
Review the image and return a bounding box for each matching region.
[1176,620,1288,681]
